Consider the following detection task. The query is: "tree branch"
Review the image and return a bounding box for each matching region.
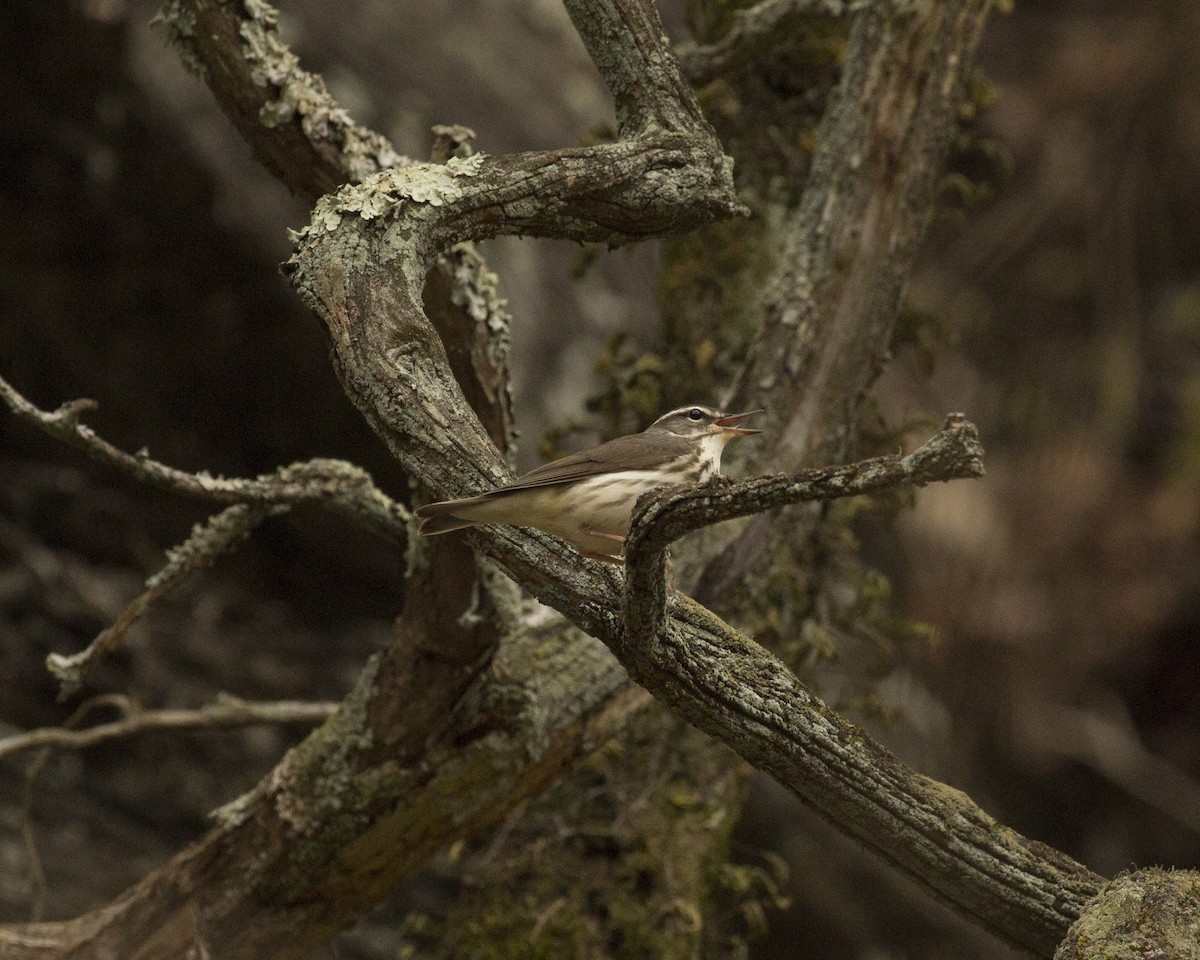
[0,1,1105,958]
[156,0,406,201]
[0,372,410,541]
[688,1,997,609]
[624,414,985,649]
[280,1,1102,952]
[287,140,1100,960]
[0,695,337,761]
[0,0,742,953]
[43,504,284,699]
[604,417,1101,954]
[2,370,417,698]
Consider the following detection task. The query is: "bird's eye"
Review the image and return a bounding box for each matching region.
[688,408,704,421]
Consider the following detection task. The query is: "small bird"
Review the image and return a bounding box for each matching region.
[415,404,761,563]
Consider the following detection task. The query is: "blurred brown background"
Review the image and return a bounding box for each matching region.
[1,0,1198,957]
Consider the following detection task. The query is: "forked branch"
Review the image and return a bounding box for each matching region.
[1,372,410,697]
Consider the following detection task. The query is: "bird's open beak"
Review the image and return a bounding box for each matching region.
[714,409,763,436]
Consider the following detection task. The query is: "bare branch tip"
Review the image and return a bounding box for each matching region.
[45,652,84,702]
[54,397,99,422]
[940,412,986,477]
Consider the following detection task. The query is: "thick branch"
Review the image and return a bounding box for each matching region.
[1055,869,1200,960]
[278,2,1101,951]
[609,418,1099,951]
[287,170,1102,960]
[0,1,1092,958]
[156,0,405,201]
[2,2,730,955]
[564,0,706,134]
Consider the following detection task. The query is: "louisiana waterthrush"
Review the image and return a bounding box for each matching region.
[415,404,761,562]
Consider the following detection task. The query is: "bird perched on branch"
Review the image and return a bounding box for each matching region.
[415,404,761,563]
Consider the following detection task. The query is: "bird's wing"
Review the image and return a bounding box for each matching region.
[413,433,692,525]
[492,433,691,493]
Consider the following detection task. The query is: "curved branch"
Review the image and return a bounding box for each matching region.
[286,135,1100,960]
[156,0,406,201]
[0,2,738,957]
[280,3,1101,953]
[0,1,1102,958]
[44,504,284,698]
[607,418,1100,952]
[623,414,985,648]
[610,589,1103,955]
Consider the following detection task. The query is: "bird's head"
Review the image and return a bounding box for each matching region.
[647,404,763,442]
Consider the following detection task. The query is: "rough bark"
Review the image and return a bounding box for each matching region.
[1054,869,1200,960]
[157,0,406,201]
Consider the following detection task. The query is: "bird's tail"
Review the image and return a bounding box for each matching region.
[415,500,481,537]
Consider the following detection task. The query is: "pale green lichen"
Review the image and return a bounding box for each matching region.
[153,1,202,76]
[449,245,510,329]
[296,154,488,239]
[208,653,380,833]
[1057,869,1200,960]
[238,11,406,177]
[269,654,380,835]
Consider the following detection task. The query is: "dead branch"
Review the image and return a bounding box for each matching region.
[0,1,742,956]
[42,504,282,699]
[0,2,1113,960]
[1,372,409,538]
[2,372,414,698]
[0,373,410,545]
[282,1,1102,954]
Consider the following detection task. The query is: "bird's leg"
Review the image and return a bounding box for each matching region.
[581,526,625,546]
[580,526,627,567]
[578,530,625,566]
[580,527,673,589]
[579,549,625,566]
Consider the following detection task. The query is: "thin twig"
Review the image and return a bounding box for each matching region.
[18,694,150,922]
[11,692,336,919]
[44,504,284,699]
[623,414,985,647]
[0,372,410,541]
[0,694,338,762]
[1,371,412,695]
